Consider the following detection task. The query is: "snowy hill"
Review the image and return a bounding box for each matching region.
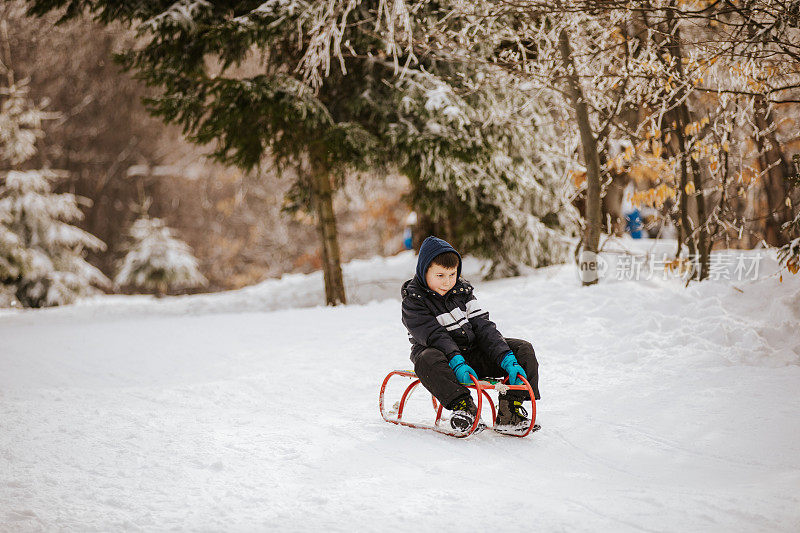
[2,242,799,531]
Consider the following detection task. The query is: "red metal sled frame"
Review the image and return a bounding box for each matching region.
[379,370,537,438]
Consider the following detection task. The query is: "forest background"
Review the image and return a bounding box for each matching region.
[2,0,799,307]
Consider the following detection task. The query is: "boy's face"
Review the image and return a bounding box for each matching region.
[425,263,458,296]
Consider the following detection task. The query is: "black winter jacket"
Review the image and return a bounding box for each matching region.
[401,236,511,365]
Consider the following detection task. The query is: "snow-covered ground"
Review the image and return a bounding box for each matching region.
[2,240,799,531]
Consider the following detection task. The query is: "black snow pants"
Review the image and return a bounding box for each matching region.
[411,338,540,410]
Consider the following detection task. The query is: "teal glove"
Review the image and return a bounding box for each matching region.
[500,351,527,385]
[448,354,478,385]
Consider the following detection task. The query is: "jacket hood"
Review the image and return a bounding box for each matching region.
[415,236,462,290]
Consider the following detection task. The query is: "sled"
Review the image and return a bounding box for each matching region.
[379,370,537,438]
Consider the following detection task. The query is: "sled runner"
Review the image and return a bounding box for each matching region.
[379,370,537,438]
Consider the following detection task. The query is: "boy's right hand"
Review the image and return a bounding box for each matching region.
[448,354,478,385]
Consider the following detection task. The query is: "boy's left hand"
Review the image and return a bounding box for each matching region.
[500,352,527,385]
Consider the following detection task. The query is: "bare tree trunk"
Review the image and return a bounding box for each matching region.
[753,96,790,246]
[740,0,791,246]
[558,27,602,286]
[689,154,710,280]
[604,170,630,236]
[673,113,696,261]
[665,6,708,280]
[311,165,346,306]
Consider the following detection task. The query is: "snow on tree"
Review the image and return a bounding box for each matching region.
[0,77,44,166]
[388,67,578,276]
[115,216,206,296]
[27,0,379,307]
[0,169,109,307]
[779,209,800,277]
[26,0,578,297]
[362,1,800,282]
[0,79,109,308]
[0,207,25,307]
[0,202,25,280]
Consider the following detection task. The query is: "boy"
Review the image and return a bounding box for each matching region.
[401,236,541,434]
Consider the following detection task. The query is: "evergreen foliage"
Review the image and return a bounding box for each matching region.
[388,68,577,275]
[0,79,108,307]
[0,200,26,288]
[115,216,206,295]
[0,169,109,307]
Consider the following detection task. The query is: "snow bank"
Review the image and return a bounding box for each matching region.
[0,251,486,320]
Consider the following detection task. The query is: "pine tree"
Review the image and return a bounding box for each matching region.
[0,206,25,306]
[0,170,108,307]
[26,0,379,306]
[298,3,578,274]
[115,216,206,296]
[0,78,108,307]
[302,1,578,273]
[0,168,109,307]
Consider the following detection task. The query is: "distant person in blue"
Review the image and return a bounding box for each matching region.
[622,183,644,239]
[400,236,541,435]
[625,209,644,239]
[402,211,417,251]
[403,227,413,250]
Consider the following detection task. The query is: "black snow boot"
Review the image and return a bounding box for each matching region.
[495,396,540,435]
[447,394,482,433]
